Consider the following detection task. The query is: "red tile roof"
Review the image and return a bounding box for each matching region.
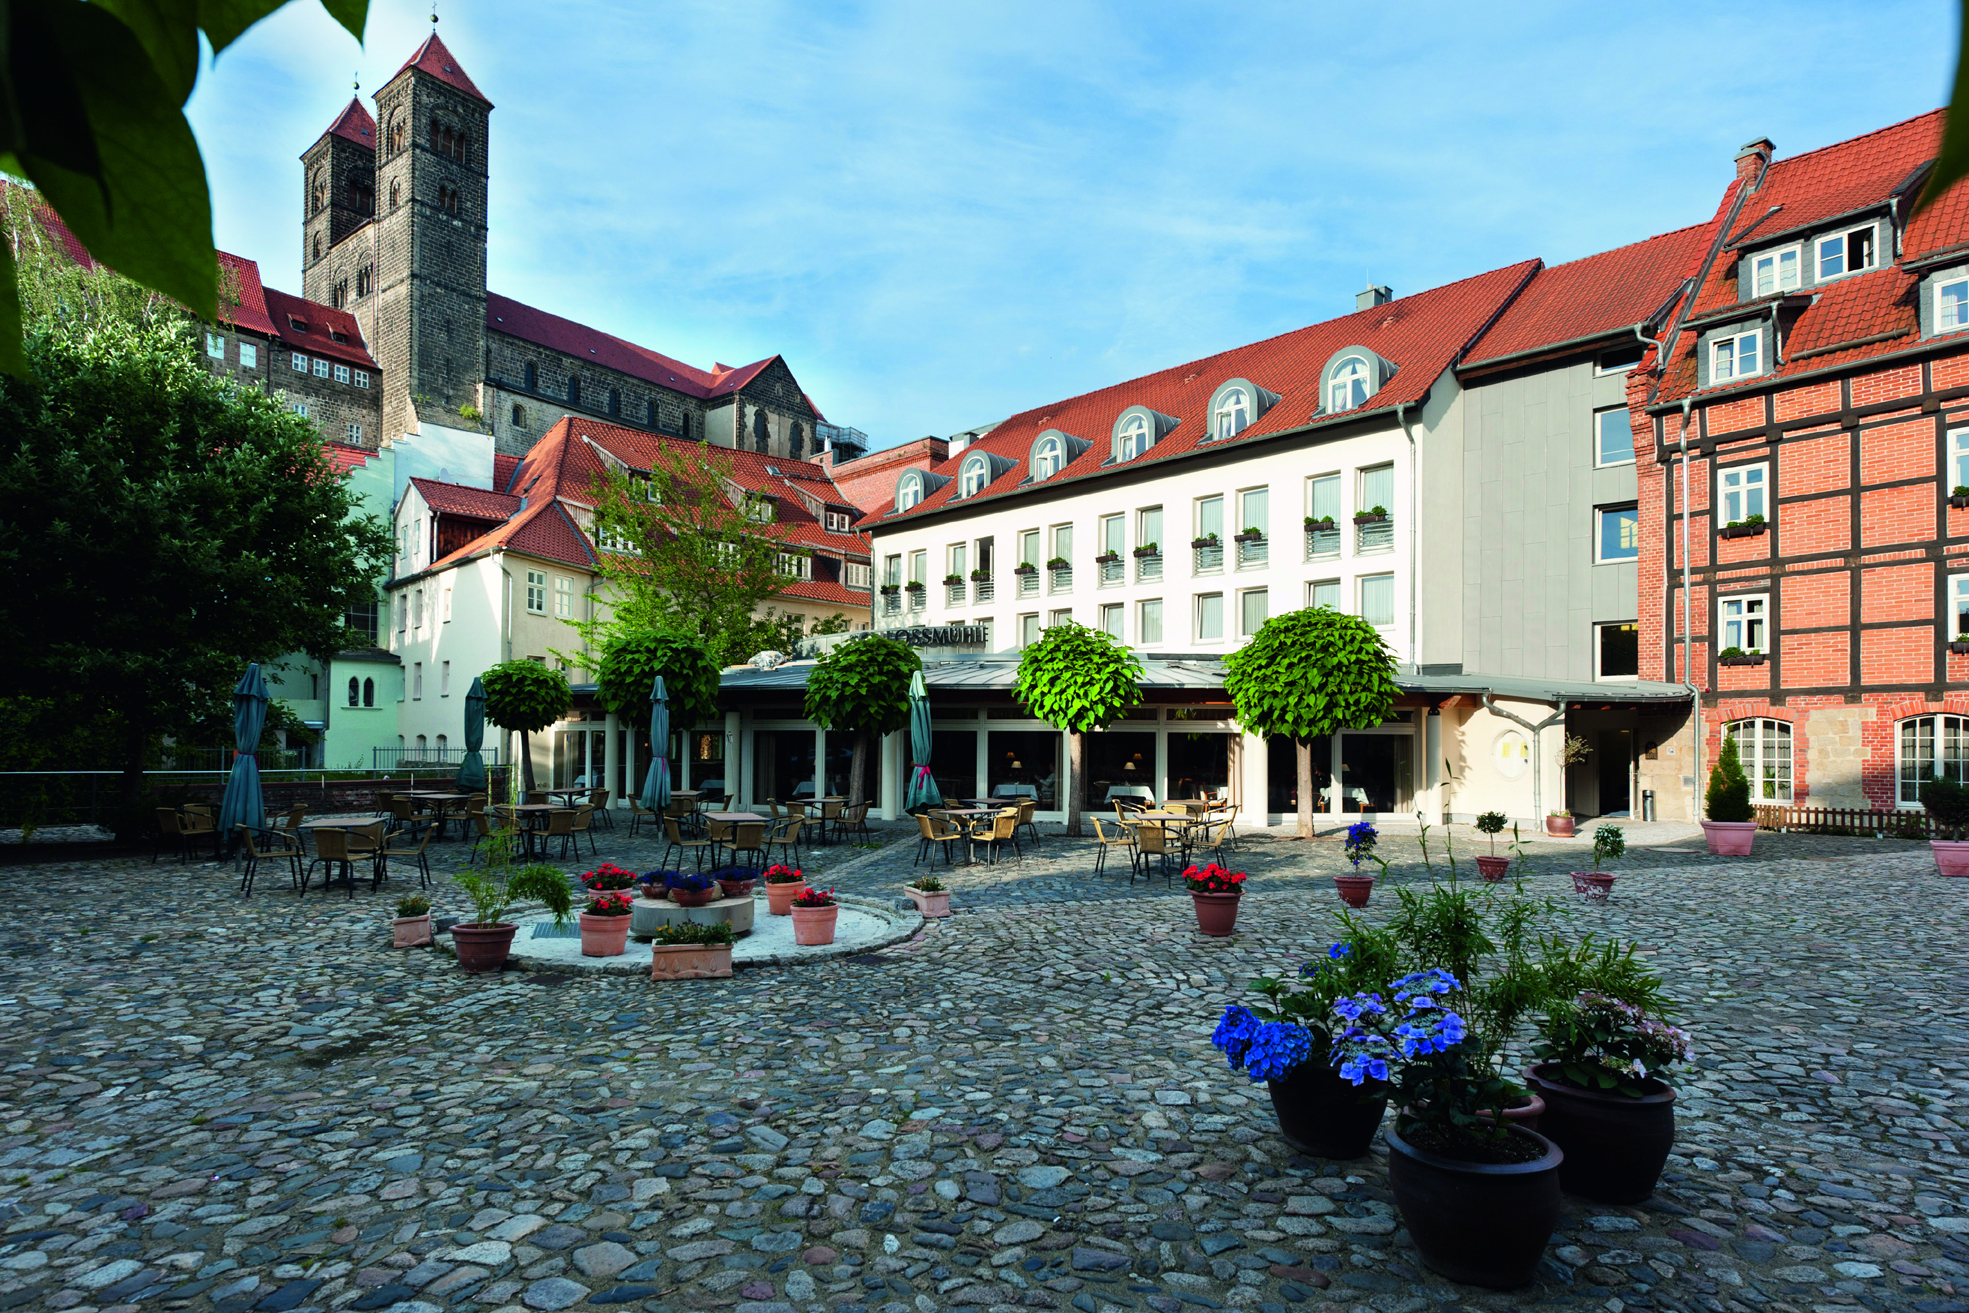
[1463,223,1712,366]
[493,453,522,494]
[866,259,1540,527]
[782,579,877,608]
[409,476,521,521]
[392,33,490,105]
[217,252,279,337]
[323,443,374,474]
[261,286,378,369]
[485,292,782,404]
[321,98,376,151]
[1779,267,1917,360]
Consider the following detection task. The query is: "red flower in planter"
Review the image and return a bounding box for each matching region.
[1182,863,1247,894]
[791,887,837,907]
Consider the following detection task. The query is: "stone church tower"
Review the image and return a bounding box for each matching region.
[302,33,490,440]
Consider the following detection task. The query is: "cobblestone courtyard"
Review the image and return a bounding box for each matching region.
[0,820,1964,1313]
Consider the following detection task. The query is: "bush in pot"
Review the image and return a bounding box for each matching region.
[650,920,736,980]
[1921,777,1969,876]
[1571,824,1624,899]
[580,889,634,957]
[763,864,807,915]
[1183,862,1246,935]
[1335,821,1379,906]
[1701,732,1757,855]
[789,886,839,945]
[1473,812,1510,882]
[392,894,432,948]
[905,873,951,918]
[452,856,570,974]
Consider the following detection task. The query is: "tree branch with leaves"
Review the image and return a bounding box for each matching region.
[802,634,920,808]
[1014,622,1143,837]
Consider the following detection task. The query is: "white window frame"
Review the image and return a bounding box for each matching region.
[1750,245,1800,297]
[525,570,547,615]
[1237,586,1268,638]
[844,561,871,589]
[292,401,309,418]
[1328,357,1369,413]
[313,357,330,378]
[1018,613,1040,648]
[1950,428,1969,492]
[354,369,370,388]
[1595,621,1639,680]
[1726,717,1793,803]
[1815,224,1877,283]
[1214,387,1249,440]
[1718,592,1768,654]
[778,552,812,580]
[1138,598,1163,645]
[1897,714,1969,806]
[1359,573,1395,627]
[1098,602,1123,639]
[346,422,363,443]
[1116,414,1150,460]
[1034,436,1063,480]
[1711,329,1762,382]
[554,575,574,619]
[291,352,308,372]
[333,363,352,384]
[1595,504,1640,564]
[238,342,257,369]
[1308,578,1341,611]
[205,331,226,360]
[960,456,989,497]
[1951,572,1969,639]
[1719,462,1768,525]
[1594,406,1634,468]
[1939,278,1969,334]
[1195,592,1225,643]
[897,476,922,512]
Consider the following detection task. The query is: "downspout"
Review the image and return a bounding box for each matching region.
[1678,398,1702,822]
[1397,401,1419,672]
[1481,694,1567,824]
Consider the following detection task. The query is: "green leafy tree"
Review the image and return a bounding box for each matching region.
[0,0,370,373]
[1224,607,1400,838]
[802,634,921,808]
[593,627,720,730]
[1013,622,1144,837]
[1703,732,1754,823]
[480,661,573,794]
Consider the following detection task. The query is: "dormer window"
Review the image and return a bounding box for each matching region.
[897,473,924,512]
[1750,246,1800,296]
[1938,277,1969,333]
[1712,329,1761,381]
[1815,225,1876,282]
[1214,388,1250,439]
[961,454,991,497]
[1034,435,1063,479]
[1329,356,1371,412]
[1117,415,1150,460]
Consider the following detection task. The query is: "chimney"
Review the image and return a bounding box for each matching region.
[1735,137,1774,190]
[1357,284,1393,311]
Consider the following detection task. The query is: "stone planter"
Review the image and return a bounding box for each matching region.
[790,903,839,946]
[765,880,808,915]
[1932,840,1969,877]
[1546,814,1574,837]
[650,943,734,980]
[1189,891,1241,936]
[391,914,432,948]
[579,912,631,957]
[1333,873,1374,908]
[1474,855,1510,882]
[905,886,952,918]
[1700,819,1757,855]
[451,923,517,974]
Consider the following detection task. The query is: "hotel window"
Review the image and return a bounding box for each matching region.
[1033,435,1063,480]
[884,555,902,588]
[1306,474,1341,558]
[1595,407,1633,467]
[1196,592,1224,642]
[1238,587,1268,637]
[1720,463,1767,524]
[1195,495,1224,571]
[1726,718,1793,803]
[554,576,574,619]
[239,343,257,369]
[441,660,451,696]
[1308,578,1340,611]
[1751,246,1800,296]
[1596,622,1639,679]
[412,662,423,700]
[845,561,871,589]
[1816,225,1875,281]
[1019,613,1040,648]
[205,332,225,360]
[1711,330,1761,381]
[313,357,330,378]
[1099,602,1123,639]
[1951,428,1969,491]
[909,550,927,585]
[1049,608,1072,628]
[1897,714,1969,805]
[1719,593,1768,653]
[1952,572,1969,638]
[1328,356,1370,413]
[1138,506,1162,553]
[1237,487,1268,557]
[526,570,547,614]
[1100,514,1124,557]
[333,363,351,384]
[1138,598,1163,644]
[1215,386,1250,439]
[1116,413,1150,460]
[1596,504,1640,562]
[1940,278,1969,333]
[1360,573,1395,627]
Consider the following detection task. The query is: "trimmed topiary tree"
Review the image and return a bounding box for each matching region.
[1920,776,1969,841]
[480,660,574,794]
[1704,731,1754,823]
[1014,622,1144,837]
[1224,608,1401,838]
[595,627,721,729]
[802,634,922,808]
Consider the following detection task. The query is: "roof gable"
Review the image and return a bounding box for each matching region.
[261,286,377,369]
[392,32,490,105]
[320,98,376,151]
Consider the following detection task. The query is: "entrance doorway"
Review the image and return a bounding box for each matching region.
[1597,730,1632,817]
[1339,734,1410,813]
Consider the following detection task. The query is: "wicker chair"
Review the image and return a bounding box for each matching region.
[1131,821,1178,883]
[568,805,599,857]
[542,809,579,860]
[377,820,437,889]
[728,821,767,869]
[913,813,962,866]
[153,808,194,864]
[1090,817,1135,878]
[628,797,658,838]
[1015,798,1040,846]
[588,789,614,830]
[974,809,1020,865]
[767,816,805,866]
[663,816,715,871]
[236,824,301,895]
[837,801,872,843]
[467,810,519,865]
[818,799,845,845]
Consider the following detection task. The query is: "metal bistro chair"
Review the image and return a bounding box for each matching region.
[377,820,437,890]
[627,797,657,838]
[237,824,302,896]
[766,815,804,866]
[568,804,599,857]
[663,816,716,871]
[588,789,614,830]
[664,796,698,838]
[372,789,396,819]
[306,823,383,898]
[154,808,195,864]
[837,801,873,843]
[729,821,767,870]
[914,812,962,867]
[1090,817,1136,878]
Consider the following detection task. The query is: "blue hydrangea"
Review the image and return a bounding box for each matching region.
[1211,1005,1261,1069]
[1338,1054,1390,1085]
[1394,968,1459,998]
[1332,992,1385,1022]
[1242,1021,1314,1083]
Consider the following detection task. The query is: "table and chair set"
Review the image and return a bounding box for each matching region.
[912,796,1041,867]
[1090,795,1240,881]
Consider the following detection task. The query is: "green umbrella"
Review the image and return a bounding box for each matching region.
[640,675,671,812]
[904,669,942,811]
[456,676,488,792]
[216,662,269,851]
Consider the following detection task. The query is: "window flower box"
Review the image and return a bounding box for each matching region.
[1951,639,1969,655]
[1719,516,1767,539]
[1190,535,1220,549]
[1132,544,1160,558]
[1045,557,1070,570]
[903,581,925,592]
[1232,530,1265,543]
[1950,490,1969,509]
[1303,516,1336,530]
[1012,563,1039,576]
[878,583,901,595]
[942,574,964,586]
[969,569,992,582]
[1094,551,1122,564]
[1718,649,1766,667]
[1352,512,1388,525]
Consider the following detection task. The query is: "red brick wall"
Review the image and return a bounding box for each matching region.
[1779,494,1850,553]
[1774,381,1840,422]
[1858,418,1935,484]
[1779,430,1849,497]
[1705,394,1764,434]
[1859,626,1934,685]
[1851,363,1923,406]
[1780,571,1848,628]
[1859,561,1934,624]
[1782,630,1849,687]
[1859,484,1935,548]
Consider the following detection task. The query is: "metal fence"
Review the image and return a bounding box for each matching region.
[156,746,308,772]
[371,746,500,772]
[1752,803,1944,838]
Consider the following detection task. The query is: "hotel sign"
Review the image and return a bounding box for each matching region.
[887,624,990,648]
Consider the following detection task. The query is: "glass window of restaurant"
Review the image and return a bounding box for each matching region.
[753,729,818,803]
[823,730,878,799]
[686,729,726,800]
[931,729,978,802]
[1166,723,1233,802]
[1340,733,1411,813]
[1266,734,1333,814]
[1086,729,1156,805]
[988,730,1059,807]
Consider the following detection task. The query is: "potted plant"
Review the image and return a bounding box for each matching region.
[1184,862,1247,935]
[1303,515,1336,530]
[764,864,808,915]
[1013,561,1039,576]
[636,870,675,900]
[451,859,571,974]
[904,873,952,918]
[1700,732,1757,855]
[1717,645,1765,666]
[1190,532,1220,549]
[580,863,637,898]
[878,582,901,595]
[1132,542,1160,558]
[1952,631,1969,655]
[789,886,840,945]
[580,889,634,957]
[969,567,991,581]
[392,894,432,948]
[1527,988,1690,1204]
[1232,526,1266,543]
[667,870,719,907]
[1545,809,1574,838]
[1336,821,1379,906]
[712,866,758,897]
[1093,549,1121,564]
[1571,824,1624,899]
[1719,512,1768,538]
[1952,484,1969,509]
[1921,777,1969,877]
[1353,505,1388,524]
[1329,970,1563,1288]
[903,580,925,593]
[1473,811,1509,881]
[1045,555,1070,570]
[1210,931,1401,1158]
[942,573,963,586]
[650,921,736,980]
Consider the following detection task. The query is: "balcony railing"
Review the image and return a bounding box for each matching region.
[1097,557,1125,586]
[1049,565,1073,593]
[1016,569,1039,598]
[1305,524,1340,558]
[1135,552,1162,583]
[882,591,901,616]
[973,578,995,604]
[1193,542,1223,574]
[1356,517,1393,554]
[906,587,927,612]
[946,582,966,607]
[1235,536,1268,569]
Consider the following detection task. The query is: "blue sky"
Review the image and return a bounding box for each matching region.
[189,0,1954,451]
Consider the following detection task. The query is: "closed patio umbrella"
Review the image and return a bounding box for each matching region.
[456,676,488,792]
[640,675,671,812]
[904,669,942,812]
[216,662,269,853]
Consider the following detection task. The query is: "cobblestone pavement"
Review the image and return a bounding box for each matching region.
[0,819,1964,1313]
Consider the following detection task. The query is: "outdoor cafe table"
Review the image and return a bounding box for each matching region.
[404,791,469,839]
[507,803,572,859]
[701,812,768,824]
[541,788,591,807]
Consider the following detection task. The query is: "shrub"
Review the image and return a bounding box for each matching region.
[792,886,837,907]
[1705,733,1754,823]
[652,922,736,946]
[1921,777,1969,838]
[912,875,945,892]
[395,895,430,918]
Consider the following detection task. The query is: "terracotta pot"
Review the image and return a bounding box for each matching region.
[650,942,734,980]
[789,902,839,945]
[1570,871,1615,900]
[391,914,432,948]
[670,885,718,908]
[1699,819,1757,855]
[1546,814,1575,837]
[1480,1091,1547,1132]
[451,923,517,974]
[1189,890,1241,936]
[1932,840,1969,877]
[905,886,952,918]
[765,880,808,915]
[1525,1065,1674,1204]
[1267,1060,1387,1158]
[1333,873,1374,908]
[717,878,757,898]
[579,911,631,957]
[1474,855,1510,883]
[1385,1123,1563,1289]
[638,882,669,901]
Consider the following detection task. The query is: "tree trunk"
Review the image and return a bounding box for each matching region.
[1296,735,1316,840]
[1066,730,1084,838]
[520,729,537,793]
[848,730,868,809]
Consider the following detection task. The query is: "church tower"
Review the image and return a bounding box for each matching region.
[300,98,376,303]
[364,32,492,438]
